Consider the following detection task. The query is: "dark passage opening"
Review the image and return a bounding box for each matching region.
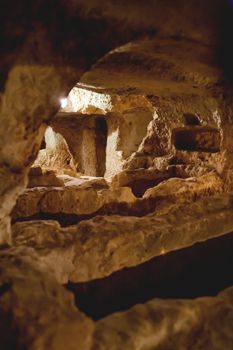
[95,117,108,176]
[183,113,201,126]
[66,231,233,320]
[40,136,46,150]
[127,176,169,197]
[172,126,220,152]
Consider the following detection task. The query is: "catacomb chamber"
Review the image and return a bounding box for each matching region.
[34,116,108,177]
[1,1,233,349]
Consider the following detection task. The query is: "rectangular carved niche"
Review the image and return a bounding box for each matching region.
[172,126,221,152]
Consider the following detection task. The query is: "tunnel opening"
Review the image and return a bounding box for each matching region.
[95,117,108,177]
[40,136,46,150]
[66,231,233,320]
[183,113,201,126]
[125,177,169,197]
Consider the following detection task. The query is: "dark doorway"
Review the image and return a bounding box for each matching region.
[95,117,108,176]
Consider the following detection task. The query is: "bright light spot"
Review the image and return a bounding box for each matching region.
[65,87,112,113]
[60,97,68,108]
[77,83,105,90]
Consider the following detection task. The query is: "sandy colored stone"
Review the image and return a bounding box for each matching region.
[1,28,233,243]
[28,167,64,188]
[143,172,223,199]
[0,247,93,350]
[12,181,135,221]
[0,56,78,244]
[60,175,108,189]
[1,246,233,350]
[1,2,233,347]
[111,168,171,197]
[33,126,77,176]
[109,165,214,197]
[92,286,233,350]
[51,114,108,177]
[63,37,233,185]
[0,1,131,242]
[13,169,224,221]
[12,193,233,283]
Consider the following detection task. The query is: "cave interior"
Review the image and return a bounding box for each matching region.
[1,0,233,349]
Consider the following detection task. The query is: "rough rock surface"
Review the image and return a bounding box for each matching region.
[1,1,233,349]
[12,193,233,283]
[27,167,64,188]
[33,126,77,176]
[0,248,93,350]
[111,168,171,197]
[12,170,224,222]
[0,0,150,243]
[1,248,233,350]
[12,181,135,222]
[92,286,233,350]
[1,5,232,243]
[50,114,108,177]
[63,37,233,185]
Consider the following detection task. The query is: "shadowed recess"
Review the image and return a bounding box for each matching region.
[172,127,221,152]
[66,231,233,320]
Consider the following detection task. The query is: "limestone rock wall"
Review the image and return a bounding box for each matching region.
[1,1,233,348]
[33,126,77,175]
[1,245,233,349]
[0,0,146,243]
[92,286,233,350]
[0,247,93,349]
[50,114,108,176]
[0,0,232,243]
[64,38,233,186]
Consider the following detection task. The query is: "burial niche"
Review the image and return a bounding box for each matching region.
[172,126,221,153]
